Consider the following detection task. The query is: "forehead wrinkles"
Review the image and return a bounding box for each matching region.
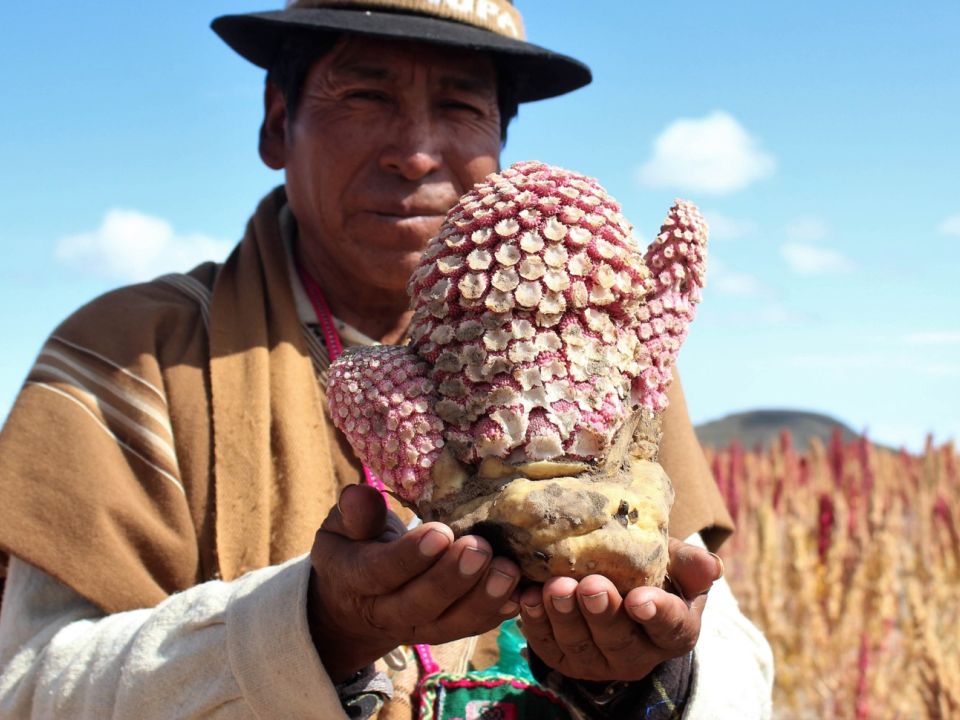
[315,36,497,96]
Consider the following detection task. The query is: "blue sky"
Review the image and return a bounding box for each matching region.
[1,1,958,450]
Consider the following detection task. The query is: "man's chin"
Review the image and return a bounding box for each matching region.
[359,250,426,294]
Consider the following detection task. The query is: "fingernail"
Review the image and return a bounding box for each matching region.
[499,600,519,615]
[336,484,358,515]
[459,546,490,575]
[709,552,725,579]
[582,591,609,614]
[418,529,449,558]
[630,600,657,621]
[522,601,543,619]
[485,568,514,597]
[552,594,575,614]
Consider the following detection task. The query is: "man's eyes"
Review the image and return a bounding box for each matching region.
[344,89,390,102]
[340,90,486,116]
[440,99,485,116]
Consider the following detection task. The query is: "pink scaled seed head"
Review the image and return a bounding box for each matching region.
[406,160,709,466]
[327,345,445,502]
[327,161,708,502]
[636,198,708,412]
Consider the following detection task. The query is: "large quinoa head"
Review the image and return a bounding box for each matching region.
[328,161,708,592]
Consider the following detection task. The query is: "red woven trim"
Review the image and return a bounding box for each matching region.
[417,671,572,713]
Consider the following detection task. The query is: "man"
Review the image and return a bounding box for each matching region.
[0,2,773,718]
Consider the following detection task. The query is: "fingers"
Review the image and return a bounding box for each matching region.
[522,576,667,681]
[520,573,707,682]
[323,484,388,541]
[370,534,491,626]
[518,581,565,670]
[373,541,522,641]
[314,483,524,645]
[524,577,610,680]
[624,586,703,655]
[327,484,414,542]
[665,538,723,599]
[312,513,456,596]
[573,576,652,669]
[435,554,522,634]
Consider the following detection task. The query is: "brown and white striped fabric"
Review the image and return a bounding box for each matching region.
[29,335,184,494]
[0,187,361,614]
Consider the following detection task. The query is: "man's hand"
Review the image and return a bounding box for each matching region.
[518,538,723,682]
[308,484,522,682]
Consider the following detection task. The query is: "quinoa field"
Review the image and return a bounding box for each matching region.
[709,432,960,719]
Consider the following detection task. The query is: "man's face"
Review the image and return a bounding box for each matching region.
[268,36,502,293]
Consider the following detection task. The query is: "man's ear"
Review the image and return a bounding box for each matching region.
[259,82,288,170]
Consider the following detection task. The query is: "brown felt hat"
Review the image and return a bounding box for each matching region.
[212,0,592,103]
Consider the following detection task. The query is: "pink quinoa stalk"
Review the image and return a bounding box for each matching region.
[636,199,708,412]
[828,427,845,482]
[817,492,835,564]
[772,476,784,512]
[711,453,731,514]
[327,345,445,502]
[855,631,871,720]
[933,495,959,551]
[779,429,794,455]
[728,440,744,522]
[856,435,875,500]
[944,442,957,482]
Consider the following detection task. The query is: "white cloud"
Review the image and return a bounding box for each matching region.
[937,214,960,236]
[781,243,854,275]
[55,210,233,282]
[789,353,960,377]
[637,111,775,194]
[904,331,960,346]
[708,257,767,297]
[754,304,798,324]
[702,210,756,241]
[708,302,803,326]
[786,217,829,242]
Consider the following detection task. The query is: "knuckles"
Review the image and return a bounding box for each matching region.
[556,638,597,659]
[359,595,391,634]
[596,632,641,656]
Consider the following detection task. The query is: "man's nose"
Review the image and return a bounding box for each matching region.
[380,111,443,181]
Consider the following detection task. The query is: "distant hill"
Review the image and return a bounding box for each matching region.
[695,409,861,451]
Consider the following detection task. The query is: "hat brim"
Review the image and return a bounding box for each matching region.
[211,8,591,103]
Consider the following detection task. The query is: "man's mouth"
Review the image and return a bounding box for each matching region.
[372,204,451,220]
[376,212,444,220]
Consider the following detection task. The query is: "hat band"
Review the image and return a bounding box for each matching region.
[286,0,525,40]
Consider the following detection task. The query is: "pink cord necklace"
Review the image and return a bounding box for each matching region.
[297,262,440,677]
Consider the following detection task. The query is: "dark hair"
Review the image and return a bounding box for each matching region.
[267,32,519,143]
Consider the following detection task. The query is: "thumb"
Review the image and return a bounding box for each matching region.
[324,484,388,541]
[665,538,723,599]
